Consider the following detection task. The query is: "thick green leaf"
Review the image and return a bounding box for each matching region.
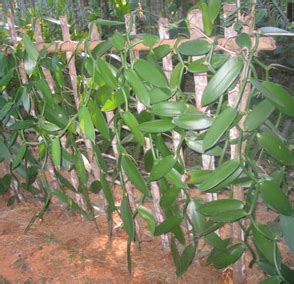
[0,174,11,195]
[188,54,228,73]
[122,111,145,146]
[149,155,176,181]
[198,160,240,191]
[203,107,238,151]
[173,113,212,130]
[176,244,196,276]
[121,155,149,195]
[142,34,159,47]
[23,34,39,62]
[280,215,294,253]
[211,209,247,223]
[151,101,186,117]
[257,132,294,166]
[0,141,11,160]
[88,100,110,141]
[198,199,244,216]
[125,69,150,106]
[109,31,125,50]
[178,39,211,56]
[12,144,27,169]
[10,119,35,130]
[96,59,117,89]
[236,33,252,49]
[202,57,243,106]
[199,2,213,35]
[186,169,212,184]
[150,88,172,104]
[100,173,115,211]
[259,181,292,216]
[137,206,156,234]
[51,137,61,169]
[208,243,246,269]
[120,195,135,240]
[160,187,181,208]
[170,63,184,93]
[154,215,183,236]
[75,151,88,185]
[44,105,69,129]
[165,168,188,188]
[134,59,168,89]
[252,80,294,117]
[153,44,171,60]
[35,79,54,106]
[208,0,221,23]
[139,119,175,133]
[186,138,222,156]
[79,106,95,142]
[187,198,206,234]
[244,100,275,131]
[55,171,76,192]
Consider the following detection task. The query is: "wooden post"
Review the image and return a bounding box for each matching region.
[187,9,217,203]
[125,14,170,251]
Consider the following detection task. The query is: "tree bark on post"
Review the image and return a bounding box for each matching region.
[187,9,217,203]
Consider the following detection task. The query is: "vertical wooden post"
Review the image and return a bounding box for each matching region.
[125,14,169,251]
[224,4,248,283]
[187,9,217,203]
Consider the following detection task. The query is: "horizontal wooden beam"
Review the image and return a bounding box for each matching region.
[35,36,276,54]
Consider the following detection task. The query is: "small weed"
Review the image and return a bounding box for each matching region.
[12,259,28,273]
[43,233,59,244]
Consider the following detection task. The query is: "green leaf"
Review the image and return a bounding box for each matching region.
[211,209,247,223]
[88,100,110,141]
[208,0,221,23]
[143,149,154,172]
[121,155,149,195]
[150,88,172,104]
[151,101,186,117]
[0,141,11,160]
[35,79,54,106]
[185,138,223,156]
[198,160,240,191]
[139,119,175,133]
[236,33,252,49]
[186,169,212,184]
[109,31,125,50]
[79,106,95,142]
[176,244,196,276]
[149,155,177,181]
[12,144,27,169]
[178,39,211,56]
[203,107,238,151]
[0,174,11,195]
[199,2,213,35]
[10,119,35,131]
[55,170,76,192]
[259,181,292,216]
[125,68,150,106]
[100,173,115,212]
[165,168,188,188]
[0,102,13,121]
[120,194,135,240]
[44,105,69,129]
[154,215,183,236]
[160,187,181,208]
[170,63,184,93]
[173,113,212,130]
[23,34,39,62]
[137,206,156,234]
[187,198,206,234]
[75,151,88,185]
[122,111,145,146]
[252,80,294,117]
[51,137,61,169]
[280,215,294,253]
[153,44,171,60]
[96,59,117,89]
[134,59,168,89]
[208,243,246,269]
[244,100,275,131]
[197,199,244,216]
[202,57,243,106]
[188,54,228,73]
[142,34,159,47]
[257,132,294,166]
[96,18,125,26]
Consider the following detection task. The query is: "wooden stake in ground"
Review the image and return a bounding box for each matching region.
[124,14,169,250]
[187,9,217,203]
